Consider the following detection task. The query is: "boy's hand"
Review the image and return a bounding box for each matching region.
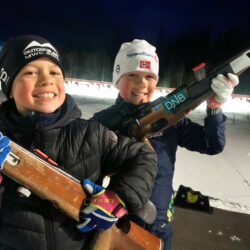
[0,133,11,169]
[77,179,127,232]
[207,73,239,109]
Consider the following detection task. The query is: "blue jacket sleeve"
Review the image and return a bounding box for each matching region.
[177,112,226,155]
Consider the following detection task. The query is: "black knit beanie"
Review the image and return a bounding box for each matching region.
[0,35,64,98]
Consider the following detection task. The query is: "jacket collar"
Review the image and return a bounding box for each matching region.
[0,94,82,129]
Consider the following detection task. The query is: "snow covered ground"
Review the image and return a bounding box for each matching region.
[64,81,250,215]
[1,81,250,216]
[74,96,250,215]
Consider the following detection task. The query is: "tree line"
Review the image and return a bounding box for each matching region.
[59,26,250,95]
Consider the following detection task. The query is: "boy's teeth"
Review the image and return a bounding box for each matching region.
[134,92,145,96]
[38,93,55,98]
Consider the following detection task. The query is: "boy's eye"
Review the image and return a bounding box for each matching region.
[147,75,154,79]
[51,70,62,76]
[146,75,157,80]
[24,71,37,76]
[128,74,136,78]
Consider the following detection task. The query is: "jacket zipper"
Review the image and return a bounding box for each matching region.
[44,215,55,250]
[34,125,55,250]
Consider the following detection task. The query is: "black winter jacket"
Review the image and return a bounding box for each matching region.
[0,95,157,250]
[93,95,226,239]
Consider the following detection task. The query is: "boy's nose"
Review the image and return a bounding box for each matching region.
[135,76,147,87]
[38,74,53,86]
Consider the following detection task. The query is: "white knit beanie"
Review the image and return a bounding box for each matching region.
[112,39,159,87]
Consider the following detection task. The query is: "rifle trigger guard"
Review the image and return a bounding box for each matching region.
[6,152,20,166]
[82,197,91,207]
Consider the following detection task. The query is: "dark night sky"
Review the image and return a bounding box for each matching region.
[1,0,250,93]
[1,0,250,45]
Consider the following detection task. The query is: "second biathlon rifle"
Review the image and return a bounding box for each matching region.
[120,48,250,140]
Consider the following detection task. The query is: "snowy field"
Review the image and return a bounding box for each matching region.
[66,81,250,215]
[1,80,250,215]
[74,105,250,213]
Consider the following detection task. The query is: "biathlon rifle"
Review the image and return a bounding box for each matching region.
[122,49,250,140]
[1,140,163,250]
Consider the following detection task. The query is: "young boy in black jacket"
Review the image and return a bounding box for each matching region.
[93,39,239,249]
[0,35,157,250]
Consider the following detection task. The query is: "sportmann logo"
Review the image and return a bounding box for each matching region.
[0,67,9,88]
[127,51,155,59]
[23,41,59,61]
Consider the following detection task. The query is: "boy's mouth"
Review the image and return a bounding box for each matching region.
[131,91,147,97]
[33,92,56,98]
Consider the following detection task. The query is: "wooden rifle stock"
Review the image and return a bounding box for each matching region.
[1,140,163,250]
[2,140,85,221]
[128,48,250,139]
[91,217,162,250]
[129,90,211,139]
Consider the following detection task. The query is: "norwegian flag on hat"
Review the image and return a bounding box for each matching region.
[139,60,151,69]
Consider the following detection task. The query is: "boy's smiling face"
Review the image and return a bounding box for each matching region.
[10,57,65,116]
[117,71,157,105]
